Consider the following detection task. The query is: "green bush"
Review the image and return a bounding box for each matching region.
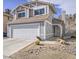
[36,36,42,41]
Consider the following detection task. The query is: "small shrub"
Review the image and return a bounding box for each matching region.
[35,40,40,45]
[60,40,65,44]
[36,36,42,41]
[57,39,66,45]
[71,36,76,38]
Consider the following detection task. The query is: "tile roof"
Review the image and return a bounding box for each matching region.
[9,15,49,24]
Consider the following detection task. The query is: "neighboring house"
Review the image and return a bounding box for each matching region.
[65,15,76,33]
[65,14,76,37]
[3,12,13,37]
[59,11,76,37]
[7,0,64,40]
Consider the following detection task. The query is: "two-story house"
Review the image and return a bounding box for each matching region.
[7,0,64,40]
[3,11,13,37]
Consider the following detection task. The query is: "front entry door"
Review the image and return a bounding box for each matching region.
[53,25,60,37]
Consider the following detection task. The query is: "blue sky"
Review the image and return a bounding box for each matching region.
[41,0,76,14]
[3,0,28,10]
[3,0,76,15]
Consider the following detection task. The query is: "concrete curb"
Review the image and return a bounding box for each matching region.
[40,41,59,45]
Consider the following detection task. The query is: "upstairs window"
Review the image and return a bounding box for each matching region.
[40,8,44,14]
[18,12,25,18]
[34,8,45,15]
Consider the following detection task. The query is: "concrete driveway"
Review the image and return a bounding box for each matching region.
[3,38,35,59]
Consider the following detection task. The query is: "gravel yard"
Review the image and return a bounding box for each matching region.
[9,40,76,59]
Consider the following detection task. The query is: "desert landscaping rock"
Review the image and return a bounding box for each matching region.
[8,40,76,59]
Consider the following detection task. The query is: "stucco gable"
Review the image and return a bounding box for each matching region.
[11,5,30,13]
[23,1,56,13]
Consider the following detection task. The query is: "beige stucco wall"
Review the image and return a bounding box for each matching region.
[13,4,54,22]
[3,14,13,33]
[48,6,54,23]
[3,15,9,33]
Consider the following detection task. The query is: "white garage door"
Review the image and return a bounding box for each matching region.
[13,28,39,40]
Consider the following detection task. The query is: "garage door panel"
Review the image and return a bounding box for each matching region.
[13,28,39,40]
[12,23,40,29]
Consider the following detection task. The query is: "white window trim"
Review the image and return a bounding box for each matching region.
[46,5,49,14]
[34,8,45,16]
[26,9,29,18]
[32,5,47,16]
[25,9,29,18]
[17,9,29,18]
[18,11,26,18]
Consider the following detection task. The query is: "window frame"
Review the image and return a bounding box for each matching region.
[18,11,26,18]
[34,8,45,16]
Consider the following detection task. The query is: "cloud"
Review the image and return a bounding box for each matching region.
[40,0,76,14]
